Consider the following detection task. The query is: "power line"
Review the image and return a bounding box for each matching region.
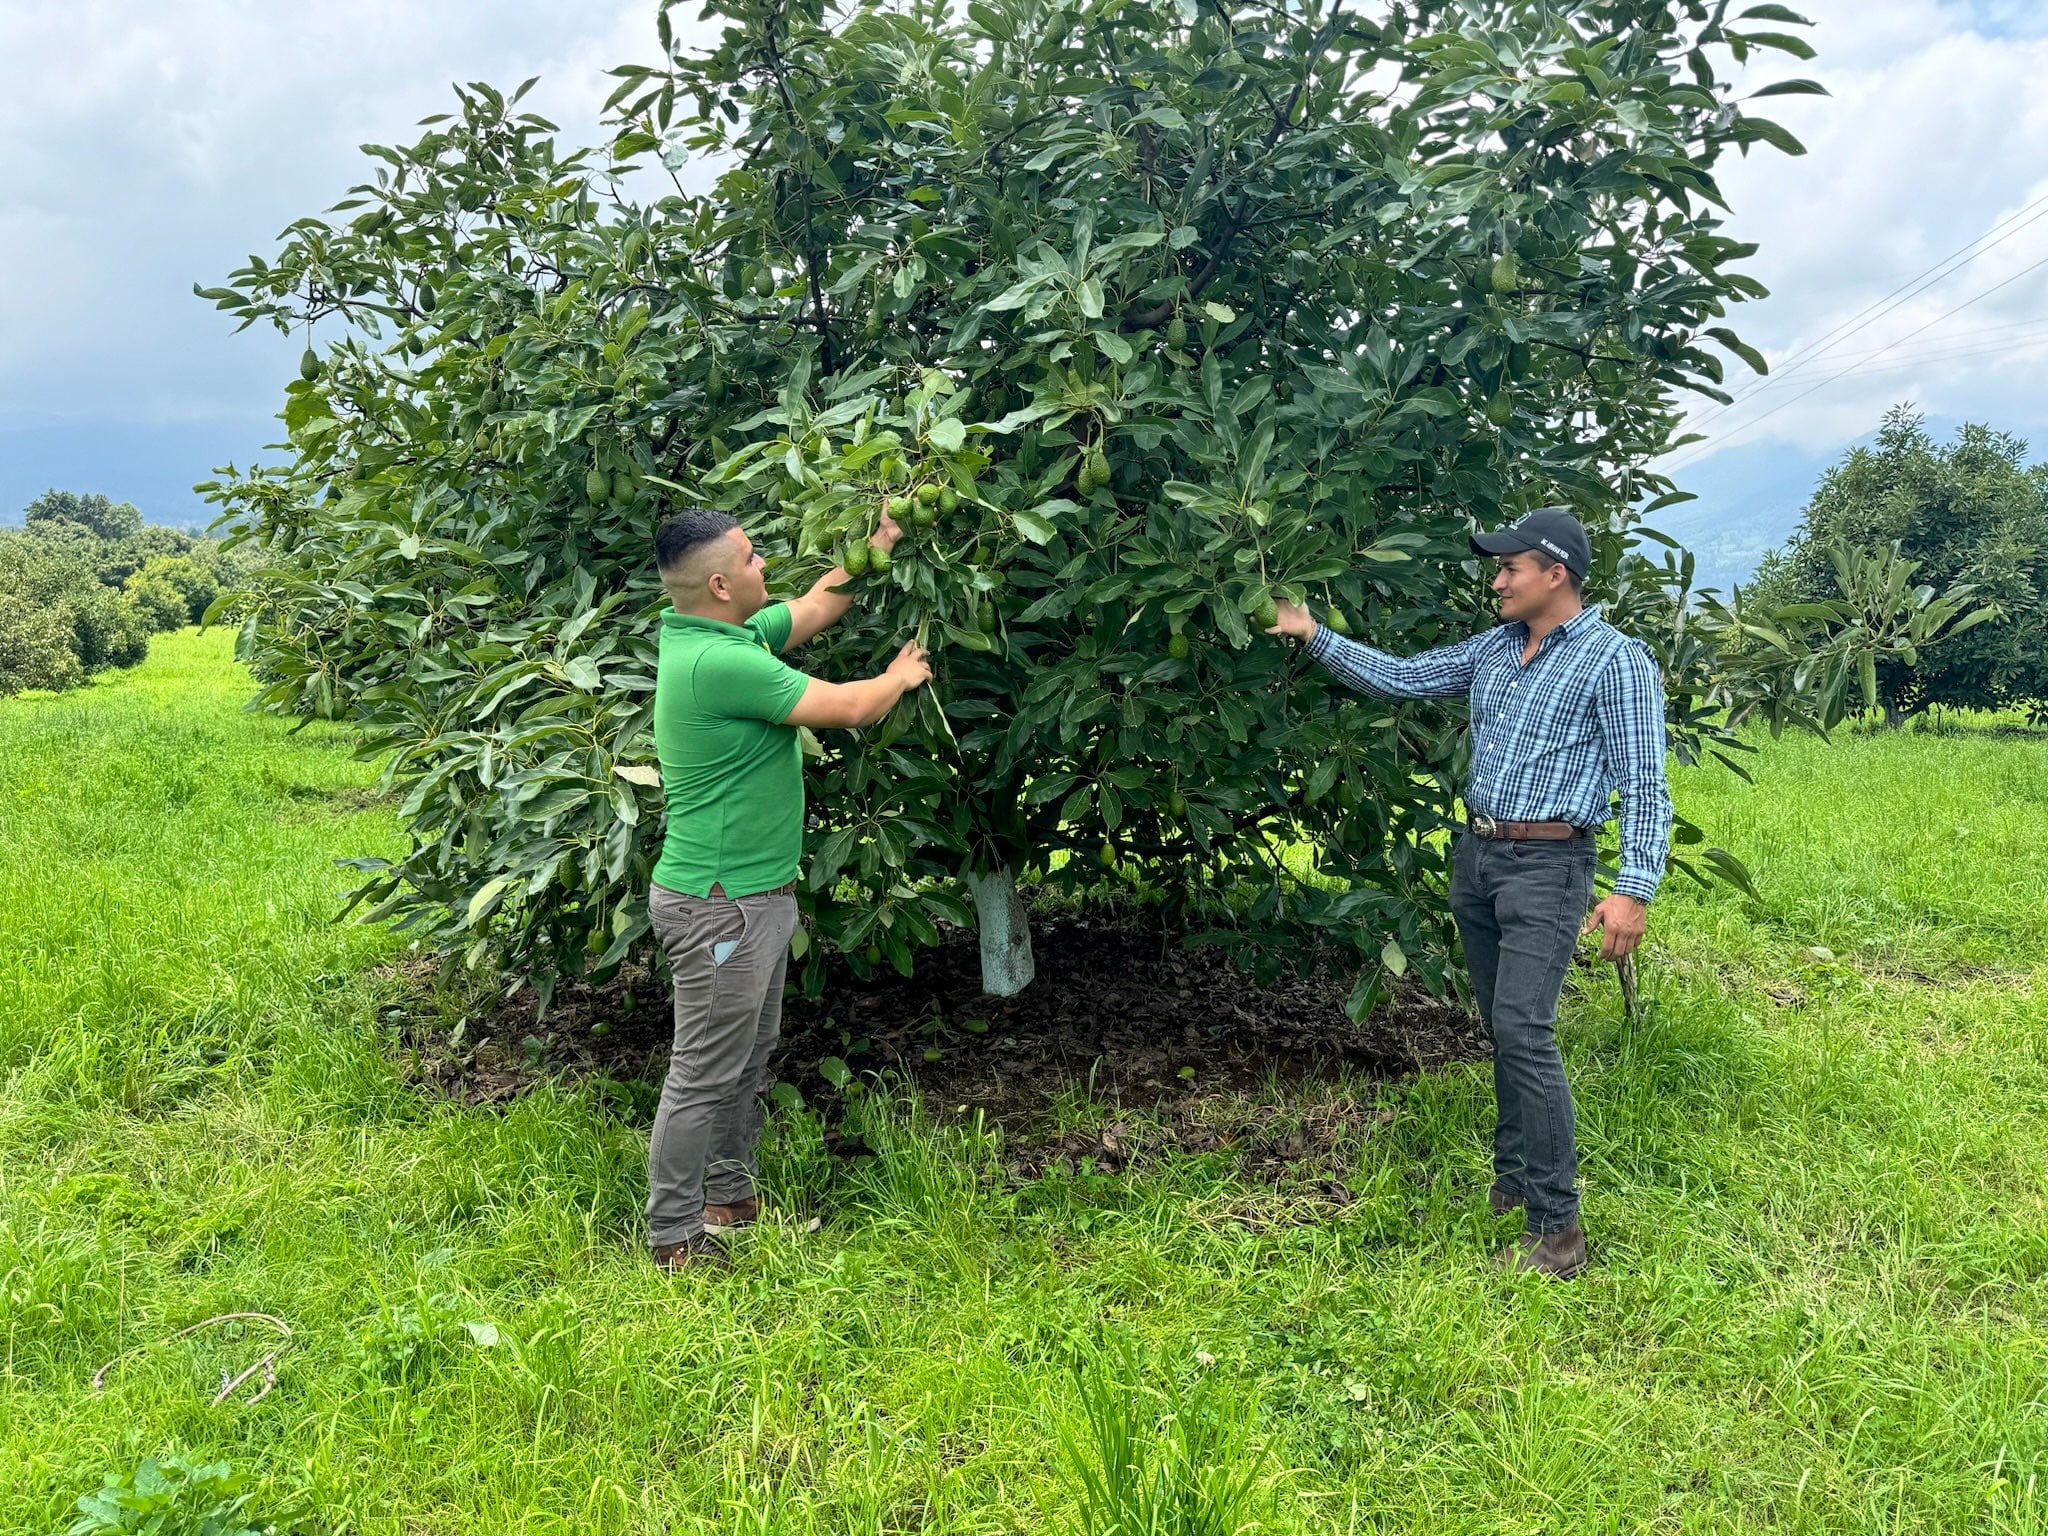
[1690,325,2048,395]
[1664,247,2048,472]
[1769,313,2048,368]
[1688,189,2048,432]
[1766,331,2048,379]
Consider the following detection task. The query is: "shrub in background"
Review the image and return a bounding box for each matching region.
[0,494,248,696]
[0,604,87,695]
[122,568,192,634]
[1748,407,2048,721]
[128,555,220,628]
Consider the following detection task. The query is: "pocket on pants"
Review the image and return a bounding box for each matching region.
[707,900,750,966]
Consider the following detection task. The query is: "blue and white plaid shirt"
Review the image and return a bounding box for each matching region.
[1305,606,1673,901]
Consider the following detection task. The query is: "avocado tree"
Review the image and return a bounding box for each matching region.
[1746,409,2046,722]
[202,0,1821,1013]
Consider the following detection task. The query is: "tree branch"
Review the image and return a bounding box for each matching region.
[760,24,837,375]
[1120,4,1346,332]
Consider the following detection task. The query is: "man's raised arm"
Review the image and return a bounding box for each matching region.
[780,513,903,650]
[1269,601,1484,699]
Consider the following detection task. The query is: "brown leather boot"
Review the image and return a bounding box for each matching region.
[702,1196,760,1233]
[1494,1227,1588,1279]
[650,1233,730,1271]
[1488,1184,1525,1216]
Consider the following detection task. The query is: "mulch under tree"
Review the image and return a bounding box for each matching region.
[400,909,1488,1176]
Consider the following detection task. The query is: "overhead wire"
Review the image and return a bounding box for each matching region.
[1685,188,2048,433]
[1767,313,2048,368]
[1683,326,2048,390]
[1663,246,2048,472]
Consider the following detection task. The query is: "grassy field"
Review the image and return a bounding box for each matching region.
[4,629,2047,1534]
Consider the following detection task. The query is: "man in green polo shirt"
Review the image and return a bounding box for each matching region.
[646,506,930,1270]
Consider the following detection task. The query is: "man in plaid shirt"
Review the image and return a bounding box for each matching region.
[1269,508,1672,1278]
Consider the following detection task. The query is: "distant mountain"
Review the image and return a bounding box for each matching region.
[1648,497,1802,593]
[1647,438,1845,594]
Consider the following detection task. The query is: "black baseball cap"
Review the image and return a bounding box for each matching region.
[1469,507,1590,580]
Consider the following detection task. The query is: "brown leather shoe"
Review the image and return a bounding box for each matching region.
[702,1196,760,1233]
[1494,1226,1588,1279]
[1488,1184,1525,1216]
[650,1233,730,1271]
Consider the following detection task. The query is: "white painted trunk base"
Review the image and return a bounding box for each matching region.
[963,865,1036,996]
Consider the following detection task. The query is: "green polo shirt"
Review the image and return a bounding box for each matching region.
[650,602,810,898]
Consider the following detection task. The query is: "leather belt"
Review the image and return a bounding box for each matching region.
[1465,814,1585,841]
[707,879,799,899]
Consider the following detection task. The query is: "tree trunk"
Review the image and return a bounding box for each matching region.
[1883,703,1906,730]
[964,865,1035,997]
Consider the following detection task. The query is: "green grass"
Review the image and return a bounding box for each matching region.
[5,629,2048,1533]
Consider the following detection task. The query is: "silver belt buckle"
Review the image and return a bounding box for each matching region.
[1471,813,1500,839]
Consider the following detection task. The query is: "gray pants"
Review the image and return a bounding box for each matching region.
[646,884,798,1247]
[1448,833,1595,1234]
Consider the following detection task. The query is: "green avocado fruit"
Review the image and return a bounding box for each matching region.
[585,466,611,504]
[1489,252,1520,294]
[1168,633,1190,660]
[299,347,320,383]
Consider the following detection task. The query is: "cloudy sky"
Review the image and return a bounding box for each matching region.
[4,1,2045,588]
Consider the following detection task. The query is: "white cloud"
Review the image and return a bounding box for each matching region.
[0,0,719,426]
[1663,0,2048,475]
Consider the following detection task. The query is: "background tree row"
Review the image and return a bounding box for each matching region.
[0,491,251,696]
[1746,407,2044,725]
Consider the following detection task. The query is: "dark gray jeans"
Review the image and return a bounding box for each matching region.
[1448,832,1595,1234]
[646,884,798,1247]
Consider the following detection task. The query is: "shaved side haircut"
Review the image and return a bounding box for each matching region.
[655,508,740,589]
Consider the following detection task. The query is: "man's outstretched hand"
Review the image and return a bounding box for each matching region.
[870,510,904,554]
[1268,600,1318,640]
[1583,893,1646,962]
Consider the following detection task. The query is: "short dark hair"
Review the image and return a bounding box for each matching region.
[655,508,738,574]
